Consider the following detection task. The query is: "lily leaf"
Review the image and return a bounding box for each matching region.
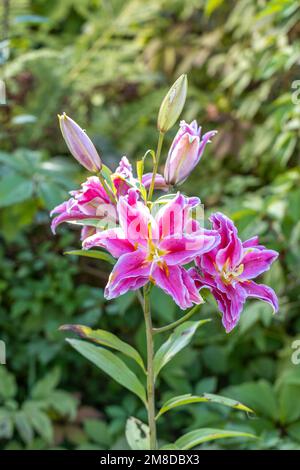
[64,250,115,265]
[60,324,145,373]
[125,417,150,450]
[154,320,210,380]
[67,339,146,405]
[175,428,256,450]
[156,393,254,419]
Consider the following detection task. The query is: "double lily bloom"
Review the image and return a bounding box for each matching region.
[190,213,279,332]
[83,191,220,310]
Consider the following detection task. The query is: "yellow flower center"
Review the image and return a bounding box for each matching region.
[218,258,244,285]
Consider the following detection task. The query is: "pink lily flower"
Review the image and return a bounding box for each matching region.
[50,176,115,240]
[50,156,166,239]
[190,212,279,332]
[164,120,217,186]
[83,190,220,310]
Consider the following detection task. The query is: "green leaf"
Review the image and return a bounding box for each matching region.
[60,324,146,373]
[205,0,224,16]
[100,165,115,193]
[154,320,210,379]
[64,250,115,265]
[24,403,53,443]
[125,417,150,450]
[31,368,61,399]
[0,409,13,439]
[0,368,17,400]
[175,428,256,450]
[160,444,180,450]
[156,393,254,419]
[0,174,33,208]
[84,419,111,447]
[14,411,34,444]
[67,339,146,405]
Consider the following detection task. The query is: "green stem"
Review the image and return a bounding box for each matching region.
[98,172,116,205]
[143,285,157,450]
[147,131,165,201]
[152,304,202,335]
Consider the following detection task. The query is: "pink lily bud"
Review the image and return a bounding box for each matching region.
[164,120,217,186]
[58,113,102,172]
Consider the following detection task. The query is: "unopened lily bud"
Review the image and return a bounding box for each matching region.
[157,74,187,133]
[164,120,217,186]
[58,113,102,172]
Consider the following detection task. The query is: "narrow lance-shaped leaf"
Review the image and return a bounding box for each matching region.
[156,393,254,419]
[64,250,115,265]
[125,417,150,450]
[175,428,256,450]
[60,324,146,373]
[66,339,146,405]
[154,320,210,380]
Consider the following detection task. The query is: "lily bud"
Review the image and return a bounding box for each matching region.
[164,120,217,186]
[157,74,187,133]
[58,113,102,172]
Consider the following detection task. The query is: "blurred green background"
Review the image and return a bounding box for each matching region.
[0,0,300,450]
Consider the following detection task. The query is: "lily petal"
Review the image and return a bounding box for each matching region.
[153,265,201,310]
[241,249,278,280]
[210,212,243,270]
[83,228,134,257]
[241,280,279,313]
[105,250,150,299]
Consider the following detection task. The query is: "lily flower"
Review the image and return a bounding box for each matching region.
[190,212,279,332]
[50,176,116,240]
[51,157,174,239]
[164,120,217,186]
[83,190,220,310]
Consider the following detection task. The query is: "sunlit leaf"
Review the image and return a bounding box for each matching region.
[125,417,150,450]
[67,339,146,405]
[60,324,145,373]
[154,320,210,380]
[175,428,256,450]
[156,393,254,419]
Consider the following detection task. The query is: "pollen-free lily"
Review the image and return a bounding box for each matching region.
[83,190,220,309]
[190,212,279,332]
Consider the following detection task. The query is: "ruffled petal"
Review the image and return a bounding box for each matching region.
[241,280,278,313]
[241,249,278,280]
[82,227,135,257]
[104,251,150,299]
[142,173,168,191]
[118,188,153,245]
[156,192,200,239]
[160,230,220,266]
[153,265,202,310]
[210,212,243,270]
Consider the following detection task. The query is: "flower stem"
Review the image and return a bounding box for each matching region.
[148,131,165,201]
[98,171,116,205]
[152,304,202,335]
[143,285,157,450]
